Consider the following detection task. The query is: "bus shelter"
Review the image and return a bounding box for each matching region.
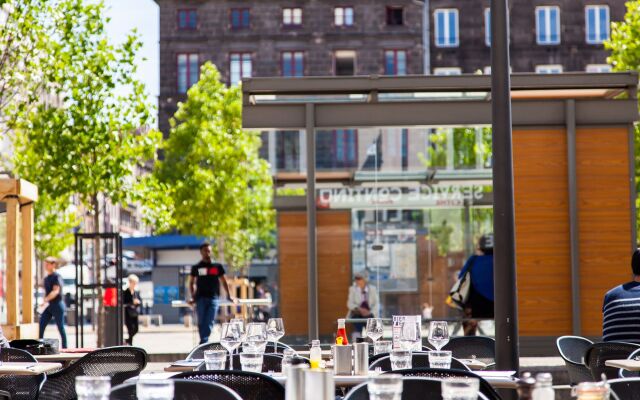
[242,73,639,352]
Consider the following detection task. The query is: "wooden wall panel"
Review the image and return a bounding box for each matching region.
[576,127,632,335]
[318,211,351,335]
[278,212,309,335]
[513,129,573,335]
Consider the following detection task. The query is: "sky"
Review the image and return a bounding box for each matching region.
[103,0,159,116]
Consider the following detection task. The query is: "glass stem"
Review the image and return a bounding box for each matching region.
[274,340,277,354]
[228,350,233,370]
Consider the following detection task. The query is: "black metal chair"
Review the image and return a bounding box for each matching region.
[187,341,291,360]
[609,378,640,400]
[386,368,501,400]
[196,353,285,372]
[110,378,243,400]
[39,346,147,400]
[556,335,594,384]
[442,336,496,365]
[0,348,46,400]
[619,348,640,378]
[0,390,10,400]
[172,370,285,400]
[584,341,640,380]
[369,352,470,371]
[344,377,490,400]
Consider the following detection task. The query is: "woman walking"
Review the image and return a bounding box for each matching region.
[123,274,142,345]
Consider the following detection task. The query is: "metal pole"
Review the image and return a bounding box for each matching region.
[566,100,581,335]
[490,0,519,373]
[305,103,319,341]
[423,0,430,75]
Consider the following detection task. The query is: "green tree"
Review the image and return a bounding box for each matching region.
[155,62,275,272]
[421,127,492,170]
[605,0,640,236]
[9,0,160,346]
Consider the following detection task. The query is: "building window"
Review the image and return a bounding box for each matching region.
[276,130,300,171]
[334,50,356,75]
[434,9,459,47]
[231,8,250,29]
[335,7,354,26]
[434,67,462,75]
[535,64,563,74]
[177,53,199,94]
[536,6,561,45]
[586,64,612,73]
[230,53,252,86]
[282,51,304,77]
[484,8,491,46]
[384,50,406,76]
[178,9,197,30]
[317,129,358,169]
[386,6,404,26]
[283,8,302,26]
[586,5,610,44]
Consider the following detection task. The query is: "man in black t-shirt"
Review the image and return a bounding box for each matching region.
[38,256,67,348]
[189,242,233,343]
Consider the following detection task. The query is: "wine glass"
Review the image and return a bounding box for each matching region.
[245,322,268,353]
[231,318,245,355]
[267,318,285,353]
[366,318,384,343]
[220,322,243,370]
[428,321,450,351]
[399,318,420,351]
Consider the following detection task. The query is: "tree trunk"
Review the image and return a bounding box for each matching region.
[92,193,104,348]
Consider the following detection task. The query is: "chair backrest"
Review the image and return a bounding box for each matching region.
[609,378,640,400]
[585,341,640,380]
[2,347,37,362]
[556,335,593,364]
[369,353,470,372]
[0,390,10,400]
[187,341,292,360]
[172,370,285,400]
[0,373,46,400]
[442,336,496,364]
[344,377,490,400]
[620,348,640,378]
[40,346,148,400]
[110,379,243,400]
[385,368,501,400]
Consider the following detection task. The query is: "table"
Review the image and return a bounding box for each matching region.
[605,359,640,371]
[34,352,88,368]
[0,362,62,375]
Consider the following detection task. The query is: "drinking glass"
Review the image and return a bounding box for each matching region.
[367,374,403,400]
[281,348,296,370]
[267,318,285,353]
[240,351,264,373]
[366,318,384,343]
[231,318,246,355]
[246,322,268,353]
[374,340,392,355]
[136,379,175,400]
[220,321,243,370]
[75,376,110,400]
[428,321,450,351]
[204,349,227,370]
[428,350,452,369]
[441,377,480,400]
[390,349,412,370]
[399,318,420,351]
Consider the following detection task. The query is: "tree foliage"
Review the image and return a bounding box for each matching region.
[422,127,492,170]
[605,1,640,237]
[155,62,275,271]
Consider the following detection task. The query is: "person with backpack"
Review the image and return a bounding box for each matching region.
[457,235,494,335]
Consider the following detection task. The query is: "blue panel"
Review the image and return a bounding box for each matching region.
[123,235,209,249]
[385,51,394,75]
[537,9,546,43]
[599,8,608,41]
[294,53,304,77]
[189,11,197,28]
[550,8,558,43]
[448,11,457,45]
[437,12,445,46]
[242,9,250,27]
[179,12,187,28]
[282,53,292,77]
[587,8,596,42]
[232,10,240,27]
[397,51,406,75]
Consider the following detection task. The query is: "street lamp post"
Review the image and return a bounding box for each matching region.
[490,0,520,374]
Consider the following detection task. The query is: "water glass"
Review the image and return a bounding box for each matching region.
[75,376,110,400]
[374,340,392,355]
[281,348,296,370]
[240,351,264,373]
[246,322,268,353]
[390,349,412,370]
[204,349,227,370]
[428,350,452,369]
[136,379,175,400]
[366,318,384,343]
[399,318,420,351]
[441,377,480,400]
[367,374,403,400]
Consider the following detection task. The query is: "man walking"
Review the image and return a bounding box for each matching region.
[603,249,640,343]
[190,242,233,344]
[39,256,68,348]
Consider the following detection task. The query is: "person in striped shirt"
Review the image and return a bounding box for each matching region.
[602,249,640,343]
